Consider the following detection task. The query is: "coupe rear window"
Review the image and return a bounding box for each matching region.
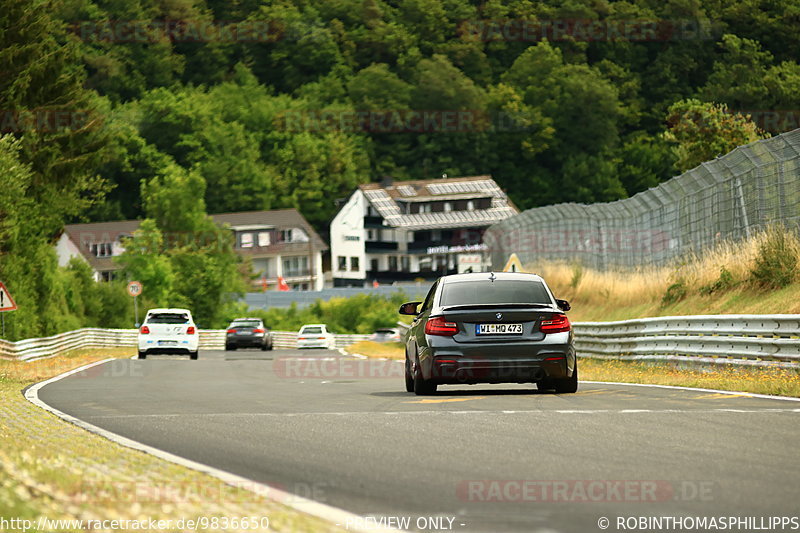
[301,327,323,334]
[440,280,551,307]
[147,313,189,324]
[232,321,261,328]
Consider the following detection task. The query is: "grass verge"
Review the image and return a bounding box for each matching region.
[579,359,800,397]
[533,226,800,322]
[346,343,800,397]
[345,341,404,360]
[0,349,345,532]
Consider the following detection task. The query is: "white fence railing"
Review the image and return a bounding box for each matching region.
[0,328,372,361]
[573,315,800,368]
[3,316,799,366]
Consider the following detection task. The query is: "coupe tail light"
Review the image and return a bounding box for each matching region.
[253,328,265,333]
[425,316,458,336]
[226,328,236,334]
[540,314,571,333]
[139,325,150,334]
[187,326,196,335]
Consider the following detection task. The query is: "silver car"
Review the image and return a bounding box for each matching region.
[399,271,576,395]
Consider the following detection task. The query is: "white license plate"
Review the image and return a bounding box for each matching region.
[476,323,523,335]
[158,340,178,346]
[237,331,251,335]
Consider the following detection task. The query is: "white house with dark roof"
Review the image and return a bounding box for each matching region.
[330,175,518,286]
[56,209,327,291]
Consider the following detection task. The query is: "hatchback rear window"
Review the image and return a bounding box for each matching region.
[301,327,323,334]
[440,280,551,307]
[147,313,189,324]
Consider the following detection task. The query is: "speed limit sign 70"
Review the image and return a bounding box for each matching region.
[127,281,143,297]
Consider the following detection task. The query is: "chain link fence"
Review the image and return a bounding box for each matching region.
[485,128,800,270]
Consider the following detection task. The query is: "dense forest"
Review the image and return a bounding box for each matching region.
[1,0,798,337]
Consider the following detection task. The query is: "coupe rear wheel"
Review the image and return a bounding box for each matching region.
[404,357,414,392]
[554,365,578,393]
[137,351,147,359]
[413,358,437,395]
[189,351,199,360]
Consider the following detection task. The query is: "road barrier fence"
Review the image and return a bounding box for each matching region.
[485,128,800,270]
[2,316,798,367]
[0,328,371,361]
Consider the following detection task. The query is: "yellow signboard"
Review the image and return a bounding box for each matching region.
[502,253,525,273]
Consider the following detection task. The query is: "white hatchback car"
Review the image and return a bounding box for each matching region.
[138,308,199,360]
[296,324,335,349]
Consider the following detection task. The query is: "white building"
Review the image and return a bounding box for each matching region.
[330,175,518,287]
[57,209,327,290]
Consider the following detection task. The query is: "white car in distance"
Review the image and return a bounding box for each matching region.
[297,324,335,349]
[138,308,199,360]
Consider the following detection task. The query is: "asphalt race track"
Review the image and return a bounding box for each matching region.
[37,349,800,533]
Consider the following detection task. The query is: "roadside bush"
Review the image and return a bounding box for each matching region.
[220,291,411,334]
[699,266,736,295]
[661,279,687,306]
[749,227,799,290]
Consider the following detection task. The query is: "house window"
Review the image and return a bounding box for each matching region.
[419,256,433,271]
[444,202,452,212]
[420,204,431,214]
[467,200,475,211]
[350,257,360,271]
[367,229,376,241]
[241,233,254,248]
[258,232,271,247]
[401,256,410,271]
[370,258,379,272]
[282,256,308,277]
[338,256,347,271]
[278,228,309,243]
[388,256,398,271]
[91,243,113,257]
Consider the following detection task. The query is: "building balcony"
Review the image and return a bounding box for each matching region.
[407,240,440,253]
[365,241,399,253]
[366,269,456,282]
[364,216,385,228]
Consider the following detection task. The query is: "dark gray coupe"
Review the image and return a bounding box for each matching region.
[399,271,577,395]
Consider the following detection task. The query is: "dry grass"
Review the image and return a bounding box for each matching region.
[580,359,800,397]
[345,341,404,359]
[0,350,345,532]
[532,228,800,321]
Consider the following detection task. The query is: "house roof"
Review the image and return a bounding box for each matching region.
[62,208,326,271]
[212,209,327,250]
[358,175,518,230]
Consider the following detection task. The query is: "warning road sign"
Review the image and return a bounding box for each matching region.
[502,253,525,273]
[0,281,18,312]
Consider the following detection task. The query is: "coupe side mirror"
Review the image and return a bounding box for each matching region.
[399,301,422,315]
[556,299,571,312]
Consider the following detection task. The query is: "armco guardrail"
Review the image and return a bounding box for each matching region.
[0,328,371,361]
[4,316,798,366]
[573,315,800,368]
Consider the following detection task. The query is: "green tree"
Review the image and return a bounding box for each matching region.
[663,99,769,173]
[116,219,175,307]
